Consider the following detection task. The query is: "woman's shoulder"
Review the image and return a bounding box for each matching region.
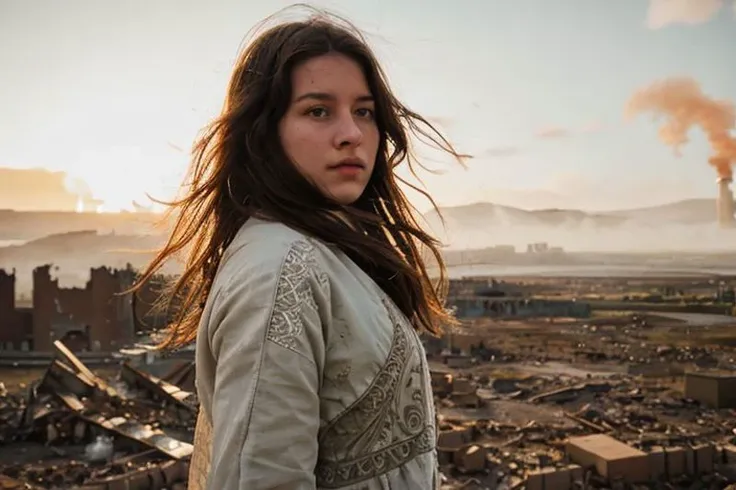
[214,217,329,292]
[229,217,312,257]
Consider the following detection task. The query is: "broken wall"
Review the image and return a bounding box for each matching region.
[0,269,23,349]
[32,265,136,352]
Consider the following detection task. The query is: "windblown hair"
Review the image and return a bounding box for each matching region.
[132,6,466,349]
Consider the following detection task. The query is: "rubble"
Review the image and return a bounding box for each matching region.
[434,365,736,489]
[0,382,25,445]
[3,284,736,489]
[0,340,194,489]
[431,315,736,489]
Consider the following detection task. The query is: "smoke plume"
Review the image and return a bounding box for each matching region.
[626,77,736,179]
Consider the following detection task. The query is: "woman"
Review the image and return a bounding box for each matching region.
[134,7,464,490]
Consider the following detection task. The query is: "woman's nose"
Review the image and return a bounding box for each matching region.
[334,114,363,147]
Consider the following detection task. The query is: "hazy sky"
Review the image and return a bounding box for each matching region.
[1,0,735,212]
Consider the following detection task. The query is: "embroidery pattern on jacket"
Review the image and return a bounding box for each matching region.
[315,297,435,488]
[267,239,324,353]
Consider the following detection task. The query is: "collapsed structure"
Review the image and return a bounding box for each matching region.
[2,325,736,489]
[0,265,167,355]
[430,365,736,488]
[0,340,194,489]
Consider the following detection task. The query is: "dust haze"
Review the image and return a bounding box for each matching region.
[423,203,736,252]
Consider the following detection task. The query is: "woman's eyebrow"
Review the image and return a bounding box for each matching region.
[293,92,374,103]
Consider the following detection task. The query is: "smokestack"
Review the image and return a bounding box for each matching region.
[717,176,735,228]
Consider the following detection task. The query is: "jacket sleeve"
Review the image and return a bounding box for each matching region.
[206,239,329,490]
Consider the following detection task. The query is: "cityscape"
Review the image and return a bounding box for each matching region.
[1,1,736,489]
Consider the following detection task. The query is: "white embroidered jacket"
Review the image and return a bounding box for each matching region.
[188,218,438,490]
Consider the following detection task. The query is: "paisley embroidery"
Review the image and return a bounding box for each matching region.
[266,239,323,353]
[315,296,436,488]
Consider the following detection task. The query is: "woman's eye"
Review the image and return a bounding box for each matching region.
[356,108,374,119]
[307,107,328,118]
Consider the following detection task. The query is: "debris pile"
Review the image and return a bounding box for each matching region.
[0,341,194,489]
[0,382,25,445]
[572,321,735,369]
[434,370,736,489]
[3,311,736,490]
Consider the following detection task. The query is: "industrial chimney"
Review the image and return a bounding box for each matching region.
[717,176,735,228]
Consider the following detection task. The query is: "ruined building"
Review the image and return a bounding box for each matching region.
[0,265,140,352]
[0,269,33,350]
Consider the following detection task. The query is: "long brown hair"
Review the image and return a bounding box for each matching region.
[133,6,466,349]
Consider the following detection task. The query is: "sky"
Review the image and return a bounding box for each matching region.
[0,0,735,213]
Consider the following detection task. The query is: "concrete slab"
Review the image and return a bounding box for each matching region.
[566,434,649,483]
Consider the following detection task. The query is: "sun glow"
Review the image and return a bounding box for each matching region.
[64,145,187,213]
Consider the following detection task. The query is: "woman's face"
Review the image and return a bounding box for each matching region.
[279,53,379,205]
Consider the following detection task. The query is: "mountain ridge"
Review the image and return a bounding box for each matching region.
[0,198,723,243]
[424,198,717,227]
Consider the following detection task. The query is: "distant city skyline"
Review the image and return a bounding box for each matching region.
[0,0,735,212]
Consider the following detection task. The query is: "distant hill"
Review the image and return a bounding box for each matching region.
[0,199,728,265]
[599,198,717,224]
[0,230,164,259]
[0,230,171,298]
[421,198,731,251]
[0,209,166,241]
[424,198,719,228]
[1,199,718,243]
[424,202,627,229]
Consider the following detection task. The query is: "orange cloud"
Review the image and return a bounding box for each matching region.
[646,0,729,29]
